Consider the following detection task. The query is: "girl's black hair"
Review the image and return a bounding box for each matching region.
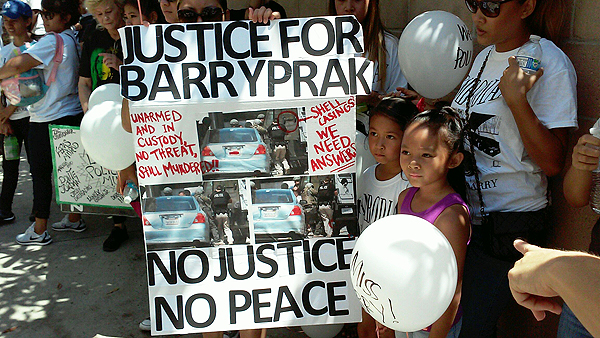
[368,97,419,132]
[41,0,81,26]
[408,107,467,201]
[123,0,166,23]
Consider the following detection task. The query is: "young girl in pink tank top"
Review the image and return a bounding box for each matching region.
[392,107,471,338]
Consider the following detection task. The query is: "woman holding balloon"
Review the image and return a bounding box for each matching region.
[449,0,577,336]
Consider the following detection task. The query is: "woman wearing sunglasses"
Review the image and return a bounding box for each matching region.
[0,0,83,245]
[450,0,577,337]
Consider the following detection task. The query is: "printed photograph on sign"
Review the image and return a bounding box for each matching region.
[140,173,358,250]
[198,108,308,179]
[249,174,358,242]
[140,180,250,251]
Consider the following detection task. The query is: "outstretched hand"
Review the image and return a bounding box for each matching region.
[508,239,563,321]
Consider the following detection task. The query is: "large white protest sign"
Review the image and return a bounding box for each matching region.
[120,16,369,335]
[147,238,360,335]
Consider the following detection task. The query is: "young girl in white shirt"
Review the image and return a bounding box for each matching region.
[356,96,418,338]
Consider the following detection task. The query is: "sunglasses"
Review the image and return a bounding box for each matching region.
[177,6,223,23]
[465,0,515,18]
[40,10,56,20]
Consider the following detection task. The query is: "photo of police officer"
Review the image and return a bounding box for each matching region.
[210,184,233,245]
[317,176,337,237]
[196,108,308,180]
[247,174,357,240]
[139,181,249,250]
[268,118,287,176]
[301,180,323,236]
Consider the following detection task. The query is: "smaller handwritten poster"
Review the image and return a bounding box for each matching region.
[50,125,131,209]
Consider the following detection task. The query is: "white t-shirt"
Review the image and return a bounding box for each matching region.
[451,38,578,220]
[24,29,83,123]
[357,164,410,233]
[370,32,408,94]
[0,42,32,120]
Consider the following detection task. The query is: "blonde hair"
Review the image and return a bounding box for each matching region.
[328,0,387,91]
[85,0,125,28]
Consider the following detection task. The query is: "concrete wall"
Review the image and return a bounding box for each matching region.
[230,0,597,336]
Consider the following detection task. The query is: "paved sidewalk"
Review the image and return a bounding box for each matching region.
[0,159,307,338]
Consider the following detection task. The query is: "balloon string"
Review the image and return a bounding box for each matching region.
[136,0,149,26]
[136,0,143,23]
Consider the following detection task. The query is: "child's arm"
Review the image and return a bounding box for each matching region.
[121,98,132,133]
[428,204,470,338]
[563,133,600,207]
[0,54,42,80]
[0,105,18,124]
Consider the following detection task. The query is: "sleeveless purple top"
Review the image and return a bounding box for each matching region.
[400,187,470,224]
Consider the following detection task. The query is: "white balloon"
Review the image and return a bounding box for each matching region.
[88,83,121,110]
[350,214,458,332]
[398,11,473,99]
[301,324,344,338]
[80,100,135,171]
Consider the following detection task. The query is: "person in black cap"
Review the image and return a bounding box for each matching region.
[0,0,33,224]
[197,116,212,145]
[210,185,232,245]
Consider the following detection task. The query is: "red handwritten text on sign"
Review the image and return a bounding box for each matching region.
[309,97,356,172]
[131,109,199,179]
